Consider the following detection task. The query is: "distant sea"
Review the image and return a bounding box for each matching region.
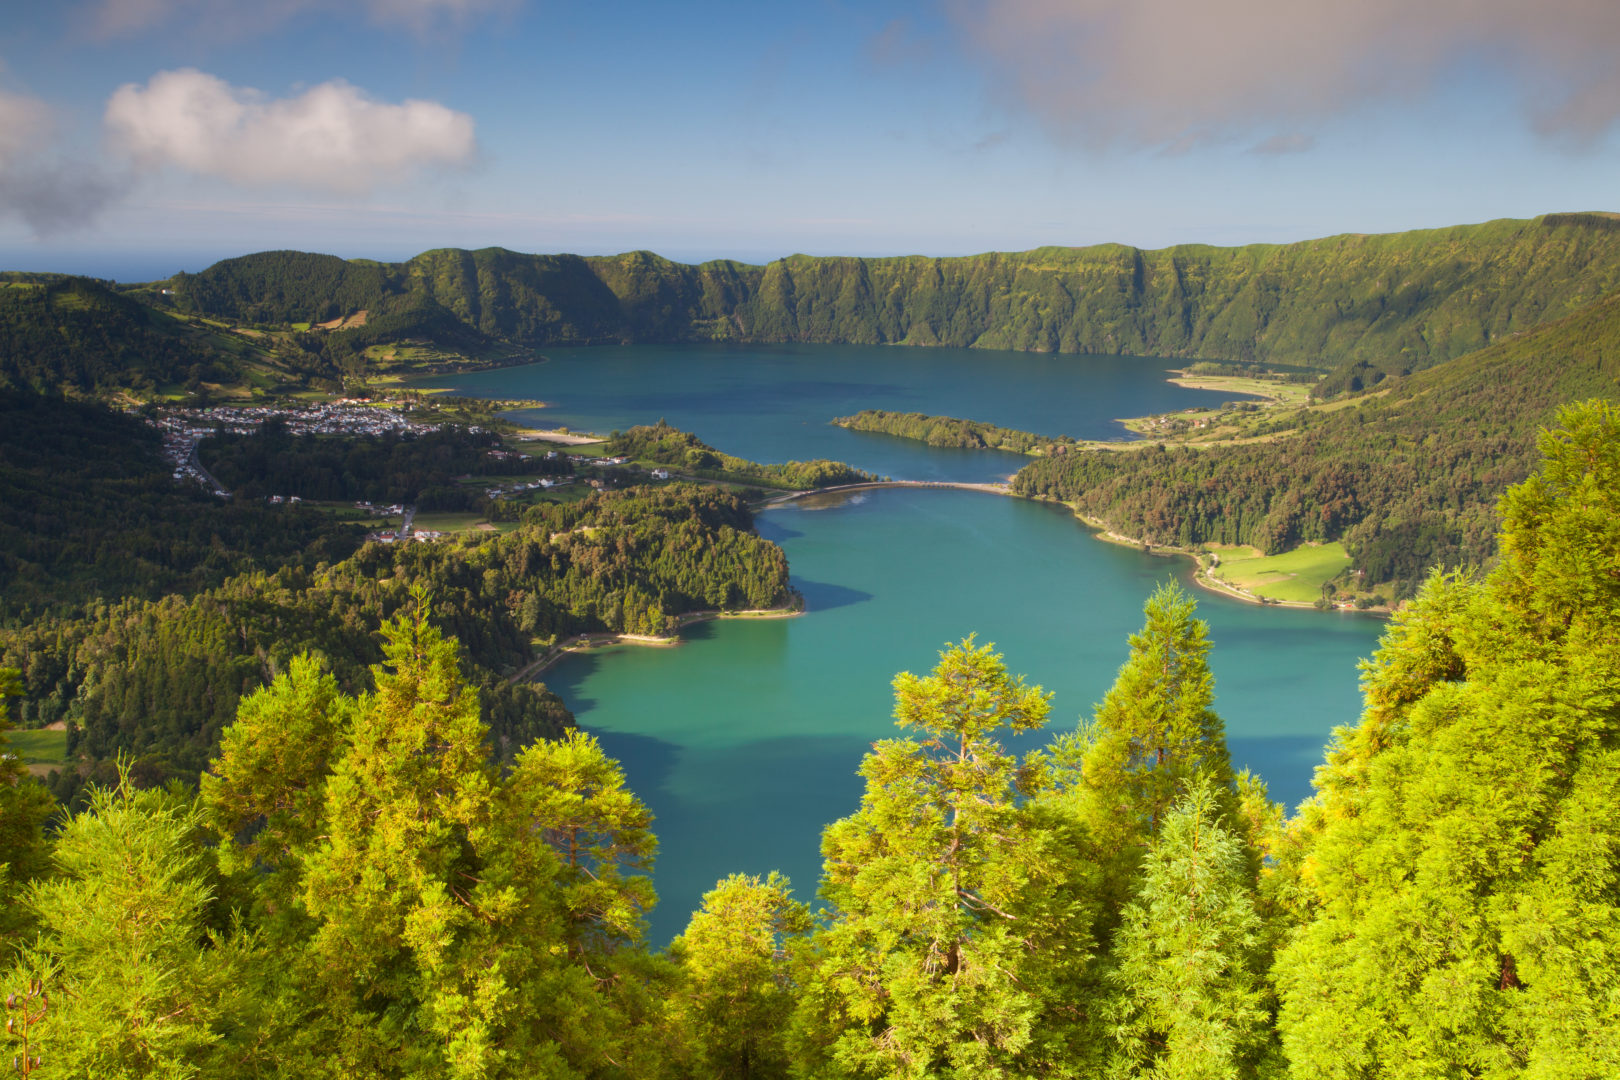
[0,250,232,282]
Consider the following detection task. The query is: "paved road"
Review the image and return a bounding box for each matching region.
[401,504,416,536]
[188,443,230,497]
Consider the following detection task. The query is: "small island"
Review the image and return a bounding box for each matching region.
[832,410,1079,456]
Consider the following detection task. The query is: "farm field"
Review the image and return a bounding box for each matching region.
[3,728,67,766]
[1208,541,1351,603]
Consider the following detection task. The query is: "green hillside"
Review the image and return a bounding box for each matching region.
[0,275,257,396]
[1012,287,1620,594]
[164,215,1620,388]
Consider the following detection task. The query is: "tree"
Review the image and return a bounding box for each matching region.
[10,766,251,1078]
[0,667,54,950]
[668,872,811,1080]
[797,637,1089,1079]
[1106,781,1272,1080]
[1073,584,1240,865]
[202,654,350,926]
[203,593,674,1079]
[1274,401,1620,1078]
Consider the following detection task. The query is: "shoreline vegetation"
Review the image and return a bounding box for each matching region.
[1035,502,1369,612]
[510,601,807,681]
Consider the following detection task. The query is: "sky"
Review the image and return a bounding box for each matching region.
[3,0,1619,280]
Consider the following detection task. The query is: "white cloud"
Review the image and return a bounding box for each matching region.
[105,69,478,194]
[0,90,118,235]
[944,0,1620,149]
[90,0,514,38]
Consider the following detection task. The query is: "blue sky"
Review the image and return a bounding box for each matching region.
[3,0,1619,279]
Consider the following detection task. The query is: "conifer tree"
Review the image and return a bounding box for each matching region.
[1106,781,1272,1080]
[299,594,500,1075]
[1076,584,1239,859]
[669,872,811,1080]
[9,767,251,1078]
[797,637,1089,1079]
[203,593,673,1078]
[1274,400,1620,1078]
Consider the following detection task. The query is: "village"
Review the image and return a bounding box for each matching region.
[146,400,459,499]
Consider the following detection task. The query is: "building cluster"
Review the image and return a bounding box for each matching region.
[147,402,463,498]
[365,528,447,545]
[486,477,573,498]
[155,401,457,440]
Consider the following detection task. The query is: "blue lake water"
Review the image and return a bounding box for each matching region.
[414,345,1385,943]
[415,342,1252,483]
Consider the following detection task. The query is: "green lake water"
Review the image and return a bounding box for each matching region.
[414,346,1386,943]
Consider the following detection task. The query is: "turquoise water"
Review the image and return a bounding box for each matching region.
[414,343,1254,483]
[418,347,1384,943]
[544,489,1382,944]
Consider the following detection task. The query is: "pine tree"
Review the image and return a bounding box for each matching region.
[1106,781,1272,1080]
[669,872,811,1080]
[1077,584,1239,859]
[9,767,252,1078]
[796,637,1088,1079]
[1274,401,1620,1078]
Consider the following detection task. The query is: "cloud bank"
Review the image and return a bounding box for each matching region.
[105,70,477,193]
[0,91,118,235]
[945,0,1620,149]
[91,0,514,37]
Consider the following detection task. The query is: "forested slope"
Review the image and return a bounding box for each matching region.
[165,214,1620,385]
[0,276,245,395]
[0,391,357,622]
[0,484,792,798]
[3,403,1616,1077]
[1012,289,1620,593]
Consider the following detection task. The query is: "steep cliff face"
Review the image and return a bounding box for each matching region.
[167,215,1620,380]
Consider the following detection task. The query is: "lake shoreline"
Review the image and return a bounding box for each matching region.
[1029,498,1386,616]
[510,603,806,682]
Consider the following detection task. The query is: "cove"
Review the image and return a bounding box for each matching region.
[542,487,1383,944]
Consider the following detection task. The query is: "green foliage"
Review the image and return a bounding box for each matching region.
[668,872,812,1080]
[1013,291,1620,592]
[0,391,357,622]
[1106,781,1272,1080]
[0,668,53,951]
[0,483,785,791]
[604,421,877,490]
[13,768,250,1078]
[0,276,240,396]
[832,410,1076,455]
[1273,400,1620,1078]
[196,604,671,1079]
[798,638,1092,1078]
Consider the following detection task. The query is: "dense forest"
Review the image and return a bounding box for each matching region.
[0,391,359,623]
[604,422,879,489]
[0,483,792,801]
[1012,290,1620,595]
[832,409,1078,455]
[2,401,1615,1077]
[163,215,1620,392]
[0,276,242,395]
[200,423,565,509]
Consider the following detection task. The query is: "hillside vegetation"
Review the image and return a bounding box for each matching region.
[3,404,1617,1077]
[163,215,1620,391]
[1012,288,1620,595]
